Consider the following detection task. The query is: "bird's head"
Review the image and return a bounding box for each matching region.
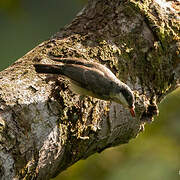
[111,83,135,117]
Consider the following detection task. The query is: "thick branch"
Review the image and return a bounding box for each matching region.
[0,0,179,179]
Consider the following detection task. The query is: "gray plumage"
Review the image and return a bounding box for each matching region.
[34,57,135,116]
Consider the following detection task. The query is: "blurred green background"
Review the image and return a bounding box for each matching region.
[0,1,179,180]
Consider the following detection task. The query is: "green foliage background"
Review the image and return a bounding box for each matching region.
[0,1,179,179]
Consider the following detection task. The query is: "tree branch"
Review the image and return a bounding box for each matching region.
[0,0,179,179]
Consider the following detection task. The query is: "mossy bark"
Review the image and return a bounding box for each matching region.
[0,0,179,179]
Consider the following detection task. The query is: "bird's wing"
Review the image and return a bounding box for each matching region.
[62,64,113,99]
[34,64,64,74]
[50,57,118,82]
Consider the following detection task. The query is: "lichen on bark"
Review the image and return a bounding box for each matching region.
[0,0,179,179]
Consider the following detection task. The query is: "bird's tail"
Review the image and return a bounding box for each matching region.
[34,64,64,75]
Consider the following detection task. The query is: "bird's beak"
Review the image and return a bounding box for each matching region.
[129,107,135,117]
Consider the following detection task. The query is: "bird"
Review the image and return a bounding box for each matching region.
[34,57,135,117]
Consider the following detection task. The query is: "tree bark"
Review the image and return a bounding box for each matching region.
[0,0,179,179]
